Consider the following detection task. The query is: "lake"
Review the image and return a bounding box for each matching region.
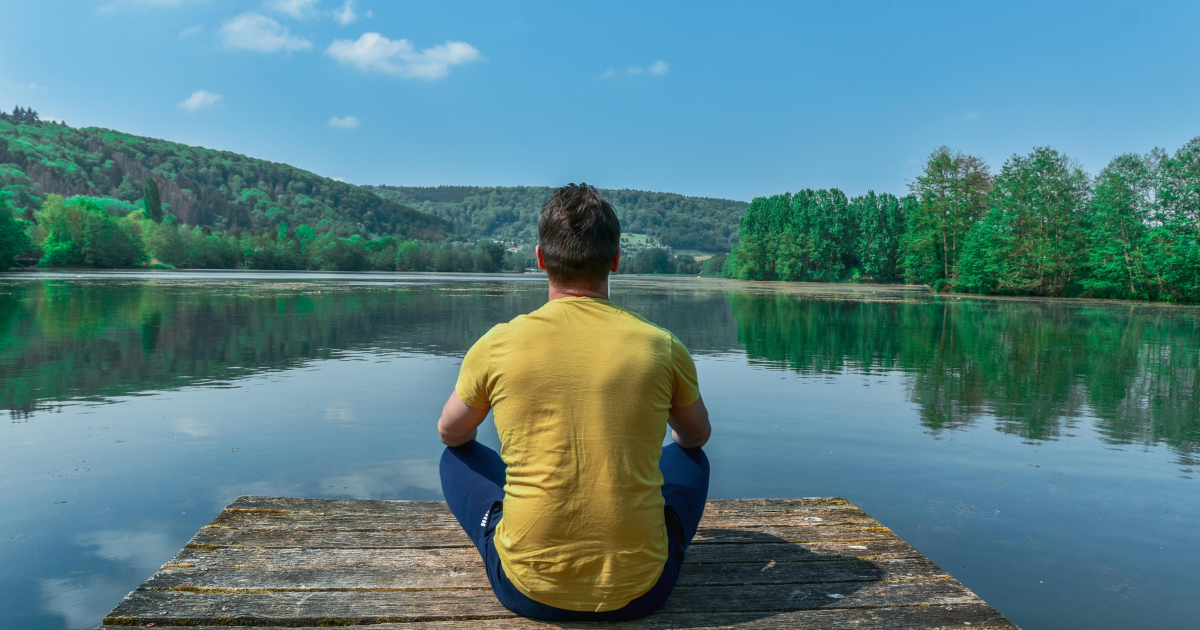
[1,271,1197,630]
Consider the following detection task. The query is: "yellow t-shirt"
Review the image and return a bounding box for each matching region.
[455,296,700,612]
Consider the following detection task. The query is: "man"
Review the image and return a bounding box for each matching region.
[437,183,711,620]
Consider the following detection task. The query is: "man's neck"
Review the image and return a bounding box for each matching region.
[548,279,609,301]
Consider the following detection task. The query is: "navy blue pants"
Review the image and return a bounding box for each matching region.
[439,441,710,621]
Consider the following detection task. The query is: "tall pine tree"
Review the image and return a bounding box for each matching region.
[143,177,164,223]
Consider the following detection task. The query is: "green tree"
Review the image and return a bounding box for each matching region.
[631,248,672,274]
[850,191,907,283]
[396,240,431,271]
[901,147,992,287]
[143,177,164,223]
[957,147,1091,296]
[1081,153,1158,299]
[35,196,147,268]
[1152,137,1200,301]
[0,198,33,268]
[472,240,505,273]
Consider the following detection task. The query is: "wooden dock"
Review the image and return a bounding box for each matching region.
[99,496,1017,629]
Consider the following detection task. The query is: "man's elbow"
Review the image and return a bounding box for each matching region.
[674,422,711,449]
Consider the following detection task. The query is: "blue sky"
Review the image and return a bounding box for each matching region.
[1,1,1198,201]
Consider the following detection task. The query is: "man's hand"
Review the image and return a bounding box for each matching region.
[668,394,711,449]
[438,391,490,447]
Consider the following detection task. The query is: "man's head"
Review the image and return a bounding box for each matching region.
[537,183,621,289]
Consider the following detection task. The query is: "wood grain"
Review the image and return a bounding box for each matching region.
[98,496,1018,629]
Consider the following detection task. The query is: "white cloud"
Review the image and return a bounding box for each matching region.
[332,0,357,25]
[179,24,204,38]
[18,82,47,90]
[327,33,482,80]
[75,530,179,573]
[322,459,441,499]
[40,577,133,630]
[177,90,222,111]
[219,13,312,53]
[327,115,359,129]
[601,60,669,79]
[269,0,320,19]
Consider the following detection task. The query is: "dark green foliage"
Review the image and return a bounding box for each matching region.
[630,248,672,274]
[956,148,1091,296]
[0,117,448,240]
[1081,153,1160,299]
[701,253,728,276]
[143,177,163,223]
[0,163,41,213]
[1152,138,1200,302]
[371,185,747,252]
[900,147,993,286]
[0,198,32,268]
[851,192,908,283]
[394,240,532,273]
[728,189,891,282]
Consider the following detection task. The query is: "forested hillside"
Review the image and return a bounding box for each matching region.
[0,112,448,239]
[370,185,748,252]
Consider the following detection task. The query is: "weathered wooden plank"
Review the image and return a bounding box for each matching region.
[101,497,1017,629]
[206,506,877,532]
[210,498,874,532]
[686,539,924,563]
[106,579,980,625]
[158,538,924,575]
[186,524,897,550]
[227,496,857,515]
[99,601,1016,629]
[141,556,948,591]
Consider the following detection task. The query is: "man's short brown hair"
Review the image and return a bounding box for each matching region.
[538,183,621,287]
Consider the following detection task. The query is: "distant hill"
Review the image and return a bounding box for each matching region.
[0,114,448,239]
[370,185,749,252]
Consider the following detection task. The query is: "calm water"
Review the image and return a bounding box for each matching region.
[1,271,1197,629]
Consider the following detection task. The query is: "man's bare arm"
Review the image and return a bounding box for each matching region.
[438,391,490,447]
[668,394,711,449]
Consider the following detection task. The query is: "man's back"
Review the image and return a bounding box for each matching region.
[455,296,699,611]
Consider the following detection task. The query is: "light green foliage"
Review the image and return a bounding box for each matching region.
[0,117,448,239]
[900,147,993,286]
[956,147,1091,296]
[0,197,33,268]
[35,195,147,268]
[371,185,747,252]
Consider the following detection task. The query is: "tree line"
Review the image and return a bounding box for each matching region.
[0,193,533,272]
[729,140,1200,302]
[372,185,747,252]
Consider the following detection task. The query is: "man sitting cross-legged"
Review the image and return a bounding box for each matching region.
[437,182,712,621]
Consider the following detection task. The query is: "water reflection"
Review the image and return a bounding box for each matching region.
[0,276,740,415]
[727,293,1200,466]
